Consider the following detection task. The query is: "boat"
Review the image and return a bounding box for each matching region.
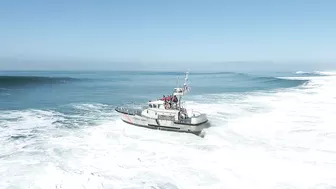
[115,71,210,136]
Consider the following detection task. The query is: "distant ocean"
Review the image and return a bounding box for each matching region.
[1,70,336,189]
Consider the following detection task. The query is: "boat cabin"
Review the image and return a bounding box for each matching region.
[148,100,165,109]
[173,88,184,96]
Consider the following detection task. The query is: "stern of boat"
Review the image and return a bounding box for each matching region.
[187,111,208,124]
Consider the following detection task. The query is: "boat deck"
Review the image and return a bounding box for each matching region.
[115,106,142,116]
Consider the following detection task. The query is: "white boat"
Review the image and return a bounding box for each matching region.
[115,71,210,136]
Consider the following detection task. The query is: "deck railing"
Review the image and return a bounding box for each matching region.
[115,106,142,116]
[175,118,192,124]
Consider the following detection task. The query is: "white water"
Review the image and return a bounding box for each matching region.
[1,74,336,189]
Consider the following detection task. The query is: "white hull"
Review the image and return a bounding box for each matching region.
[118,111,209,135]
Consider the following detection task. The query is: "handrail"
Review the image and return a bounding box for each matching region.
[175,118,192,124]
[115,106,142,116]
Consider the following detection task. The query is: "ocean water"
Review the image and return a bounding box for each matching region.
[0,70,336,189]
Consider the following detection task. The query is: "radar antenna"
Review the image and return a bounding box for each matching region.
[183,69,191,94]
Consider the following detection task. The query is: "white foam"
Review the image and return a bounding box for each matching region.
[1,75,336,188]
[72,103,109,111]
[318,71,336,76]
[295,70,336,76]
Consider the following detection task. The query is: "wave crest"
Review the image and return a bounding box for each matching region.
[252,76,309,88]
[295,71,329,76]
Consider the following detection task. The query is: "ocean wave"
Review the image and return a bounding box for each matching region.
[193,71,248,76]
[295,71,329,76]
[251,76,310,88]
[1,74,336,188]
[0,76,80,87]
[194,72,309,88]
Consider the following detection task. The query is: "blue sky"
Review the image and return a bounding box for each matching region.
[0,0,335,71]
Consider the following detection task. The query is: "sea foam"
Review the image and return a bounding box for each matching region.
[1,73,336,188]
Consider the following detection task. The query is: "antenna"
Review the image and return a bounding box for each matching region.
[183,69,190,93]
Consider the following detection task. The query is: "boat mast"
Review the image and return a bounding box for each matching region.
[180,70,190,109]
[179,96,181,110]
[183,70,190,94]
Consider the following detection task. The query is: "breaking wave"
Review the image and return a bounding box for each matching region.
[253,76,309,87]
[199,72,309,87]
[295,71,329,76]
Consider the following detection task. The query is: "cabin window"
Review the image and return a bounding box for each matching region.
[149,104,152,108]
[153,104,157,108]
[158,105,161,109]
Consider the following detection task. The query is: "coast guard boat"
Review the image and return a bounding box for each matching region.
[115,71,210,136]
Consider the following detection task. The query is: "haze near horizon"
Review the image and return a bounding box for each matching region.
[0,0,335,71]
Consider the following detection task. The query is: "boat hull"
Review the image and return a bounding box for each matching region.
[119,112,209,135]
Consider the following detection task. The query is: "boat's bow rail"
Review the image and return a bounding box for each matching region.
[115,106,143,116]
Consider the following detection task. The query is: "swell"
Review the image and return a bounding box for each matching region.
[115,71,249,77]
[192,71,249,77]
[91,71,309,89]
[252,76,309,87]
[194,71,309,88]
[295,71,329,76]
[0,76,80,87]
